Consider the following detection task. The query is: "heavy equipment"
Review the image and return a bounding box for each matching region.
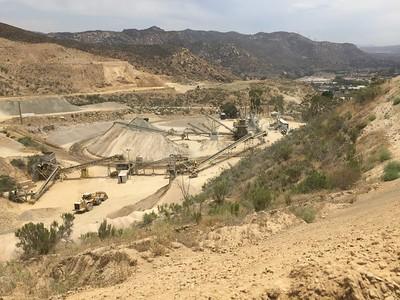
[270,112,289,135]
[74,191,108,213]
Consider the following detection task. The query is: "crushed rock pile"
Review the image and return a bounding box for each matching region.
[87,119,186,161]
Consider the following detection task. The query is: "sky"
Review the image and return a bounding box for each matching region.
[0,0,398,46]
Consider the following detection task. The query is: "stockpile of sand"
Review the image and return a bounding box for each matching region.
[87,121,186,161]
[0,96,79,117]
[198,139,231,156]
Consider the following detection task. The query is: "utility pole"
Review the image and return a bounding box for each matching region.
[18,101,23,125]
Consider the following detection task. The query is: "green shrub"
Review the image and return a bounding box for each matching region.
[292,206,316,223]
[211,178,230,204]
[142,211,158,226]
[230,202,240,216]
[15,213,74,258]
[15,223,58,257]
[353,85,381,103]
[274,143,292,161]
[97,220,122,240]
[378,147,392,162]
[11,159,26,170]
[296,171,328,193]
[17,137,38,148]
[79,232,98,243]
[246,183,272,212]
[57,213,75,241]
[220,102,238,118]
[393,97,400,106]
[382,161,400,181]
[382,169,399,181]
[284,193,292,206]
[356,121,368,131]
[329,166,361,190]
[0,175,16,193]
[368,114,377,122]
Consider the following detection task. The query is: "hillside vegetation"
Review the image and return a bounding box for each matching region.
[200,81,389,212]
[50,27,397,77]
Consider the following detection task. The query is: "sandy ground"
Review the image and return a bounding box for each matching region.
[0,170,169,261]
[46,122,114,150]
[0,133,38,157]
[68,179,400,300]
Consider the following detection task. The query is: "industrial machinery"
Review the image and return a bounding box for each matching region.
[233,119,249,140]
[270,112,289,135]
[74,191,108,213]
[33,155,122,201]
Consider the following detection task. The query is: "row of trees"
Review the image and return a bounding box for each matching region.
[220,88,285,119]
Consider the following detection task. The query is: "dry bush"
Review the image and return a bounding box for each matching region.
[328,164,361,190]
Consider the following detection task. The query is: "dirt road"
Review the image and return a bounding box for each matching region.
[68,180,400,299]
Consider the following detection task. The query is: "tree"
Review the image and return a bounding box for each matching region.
[57,213,75,242]
[212,178,230,204]
[15,213,74,258]
[249,88,263,114]
[269,95,284,113]
[246,183,272,212]
[0,175,17,193]
[301,93,340,122]
[221,102,239,118]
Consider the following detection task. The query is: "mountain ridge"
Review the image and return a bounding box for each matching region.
[1,22,397,82]
[49,26,393,77]
[0,22,234,82]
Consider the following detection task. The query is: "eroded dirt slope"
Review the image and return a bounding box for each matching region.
[66,181,400,300]
[0,38,164,96]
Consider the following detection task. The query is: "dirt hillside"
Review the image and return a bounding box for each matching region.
[0,37,164,96]
[65,181,400,300]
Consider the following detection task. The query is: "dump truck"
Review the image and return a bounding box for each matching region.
[74,192,108,213]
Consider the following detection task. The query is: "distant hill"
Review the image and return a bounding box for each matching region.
[0,23,235,83]
[49,27,395,78]
[0,22,396,84]
[361,45,400,55]
[0,23,165,96]
[360,45,400,65]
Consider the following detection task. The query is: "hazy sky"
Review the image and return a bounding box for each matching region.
[0,0,398,46]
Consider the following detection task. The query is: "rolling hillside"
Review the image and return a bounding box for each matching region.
[0,37,165,97]
[50,27,395,77]
[0,23,235,84]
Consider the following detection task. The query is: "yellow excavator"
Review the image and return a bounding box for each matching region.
[74,192,108,213]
